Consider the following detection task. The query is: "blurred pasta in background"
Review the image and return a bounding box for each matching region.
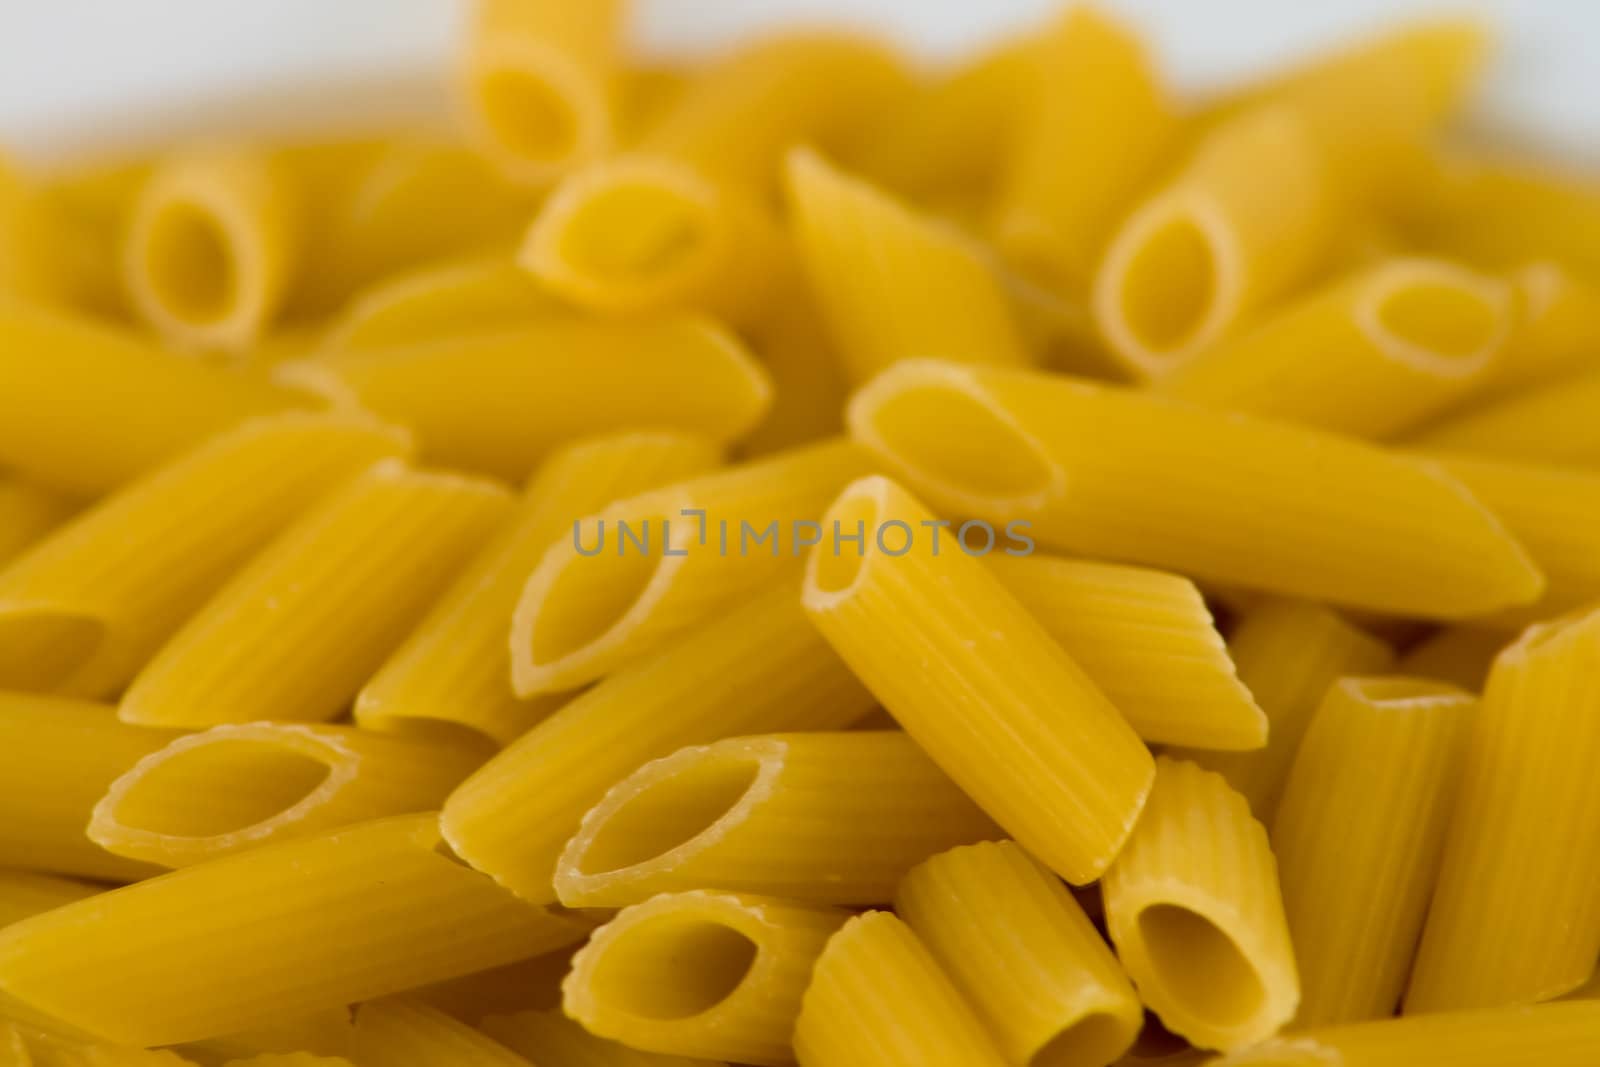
[3,1,1600,1065]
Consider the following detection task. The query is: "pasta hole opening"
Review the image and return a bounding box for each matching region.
[810,492,879,596]
[1343,676,1461,706]
[577,756,763,876]
[865,383,1057,505]
[479,67,581,165]
[1032,1012,1135,1067]
[558,178,712,282]
[526,537,665,668]
[1118,214,1217,354]
[145,201,237,324]
[592,915,759,1019]
[1136,905,1265,1028]
[0,609,103,690]
[112,741,331,837]
[1374,279,1499,360]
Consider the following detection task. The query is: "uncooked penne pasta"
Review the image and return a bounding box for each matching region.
[794,911,1011,1067]
[462,0,627,186]
[1489,260,1600,390]
[0,814,590,1046]
[849,360,1542,617]
[483,1008,722,1067]
[409,949,575,1023]
[0,412,407,697]
[556,732,999,907]
[319,256,556,353]
[123,146,301,351]
[897,841,1144,1067]
[510,438,867,693]
[1175,599,1394,819]
[177,1009,354,1066]
[1407,605,1600,1012]
[443,579,877,904]
[351,997,533,1067]
[90,723,488,867]
[281,316,768,482]
[991,6,1173,290]
[1395,626,1505,692]
[1271,678,1472,1026]
[740,299,850,456]
[785,148,1032,385]
[0,478,75,569]
[801,475,1153,885]
[988,554,1265,751]
[0,303,293,495]
[0,872,99,929]
[118,461,508,728]
[564,891,847,1066]
[21,1030,202,1067]
[1404,158,1600,277]
[1156,258,1514,438]
[1103,758,1298,1051]
[0,154,103,312]
[1409,365,1600,465]
[357,431,719,746]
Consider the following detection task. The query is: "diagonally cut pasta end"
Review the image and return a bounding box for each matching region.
[0,601,106,694]
[465,41,613,187]
[1355,257,1513,378]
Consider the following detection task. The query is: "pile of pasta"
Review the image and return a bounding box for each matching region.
[6,1,1600,1065]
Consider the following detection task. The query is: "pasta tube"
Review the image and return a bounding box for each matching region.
[1489,261,1600,391]
[801,475,1153,884]
[0,153,129,315]
[1102,758,1299,1051]
[357,431,719,745]
[1409,366,1600,465]
[118,461,509,728]
[177,1009,354,1065]
[510,439,867,693]
[1156,258,1514,438]
[793,911,1011,1067]
[564,891,846,1066]
[1271,678,1473,1025]
[320,256,557,353]
[1395,626,1505,691]
[442,579,876,904]
[1407,606,1600,1012]
[848,360,1542,618]
[0,814,590,1046]
[351,997,532,1067]
[483,1009,722,1067]
[555,732,1000,907]
[0,872,99,930]
[90,723,489,867]
[897,841,1143,1067]
[281,315,768,482]
[410,949,575,1023]
[0,478,75,569]
[1403,158,1600,277]
[0,413,407,697]
[740,299,850,456]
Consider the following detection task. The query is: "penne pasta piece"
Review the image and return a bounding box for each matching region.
[1271,678,1472,1026]
[1156,258,1514,438]
[351,997,533,1067]
[0,872,99,930]
[848,360,1543,618]
[1395,626,1505,692]
[556,732,1000,907]
[794,910,1011,1067]
[1174,599,1394,820]
[1404,158,1600,277]
[1103,758,1298,1051]
[1203,1000,1600,1067]
[462,0,626,187]
[118,461,508,728]
[357,431,719,746]
[0,814,590,1046]
[281,316,768,482]
[123,147,301,352]
[320,256,556,353]
[991,7,1174,291]
[618,64,692,144]
[19,1030,203,1067]
[0,412,406,697]
[510,439,867,693]
[483,1008,723,1067]
[177,1010,354,1066]
[0,694,176,882]
[1408,365,1600,465]
[1406,606,1600,1012]
[1093,107,1335,376]
[0,478,75,569]
[740,299,850,456]
[0,303,293,495]
[801,475,1153,884]
[442,579,877,904]
[896,841,1143,1067]
[0,153,138,317]
[90,723,488,867]
[409,949,576,1023]
[1488,261,1600,391]
[988,554,1265,751]
[784,148,1032,386]
[564,891,847,1066]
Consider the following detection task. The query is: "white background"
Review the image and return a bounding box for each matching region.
[0,0,1595,166]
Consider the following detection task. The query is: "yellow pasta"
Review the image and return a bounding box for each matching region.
[0,478,75,569]
[357,430,719,745]
[122,147,300,352]
[462,0,626,187]
[849,360,1542,617]
[897,841,1144,1067]
[793,910,1011,1067]
[510,438,867,693]
[991,6,1174,290]
[988,554,1265,751]
[409,949,575,1023]
[1103,758,1299,1051]
[442,579,876,904]
[0,303,294,495]
[556,732,999,907]
[1175,599,1394,819]
[564,891,847,1066]
[1395,626,1505,692]
[177,1009,354,1066]
[17,1028,202,1067]
[319,256,556,353]
[801,475,1153,884]
[0,872,99,930]
[1489,260,1600,390]
[118,461,508,728]
[483,1008,725,1067]
[1406,605,1600,1012]
[0,814,590,1046]
[1403,158,1600,277]
[351,997,533,1067]
[740,299,850,456]
[0,154,128,316]
[217,1056,351,1067]
[89,723,488,867]
[1408,365,1600,465]
[280,316,768,482]
[1271,678,1473,1026]
[1156,258,1515,438]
